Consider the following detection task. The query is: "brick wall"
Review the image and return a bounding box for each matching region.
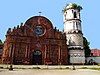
[2,16,68,65]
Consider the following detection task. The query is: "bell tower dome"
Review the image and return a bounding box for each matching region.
[63,3,85,64]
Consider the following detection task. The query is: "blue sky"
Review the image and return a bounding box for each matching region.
[0,0,100,49]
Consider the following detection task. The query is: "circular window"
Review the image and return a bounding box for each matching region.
[34,25,45,36]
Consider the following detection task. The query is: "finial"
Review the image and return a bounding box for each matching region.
[55,27,57,29]
[21,23,23,26]
[14,26,16,29]
[7,28,11,34]
[38,12,42,16]
[17,25,19,29]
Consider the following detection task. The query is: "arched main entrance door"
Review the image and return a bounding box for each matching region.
[32,50,42,65]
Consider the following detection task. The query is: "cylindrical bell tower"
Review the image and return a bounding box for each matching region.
[63,3,85,64]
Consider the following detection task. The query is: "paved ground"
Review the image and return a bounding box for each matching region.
[0,64,100,69]
[0,65,100,75]
[0,69,100,75]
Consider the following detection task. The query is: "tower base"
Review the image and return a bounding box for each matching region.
[70,57,85,64]
[69,50,85,64]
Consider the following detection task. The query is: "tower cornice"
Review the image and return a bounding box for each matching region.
[66,30,83,35]
[64,19,81,23]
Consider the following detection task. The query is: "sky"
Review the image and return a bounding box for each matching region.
[0,0,100,49]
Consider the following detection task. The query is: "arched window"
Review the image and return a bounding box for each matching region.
[74,12,77,18]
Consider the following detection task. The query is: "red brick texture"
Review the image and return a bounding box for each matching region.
[2,16,68,65]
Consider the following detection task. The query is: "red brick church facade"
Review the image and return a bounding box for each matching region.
[2,16,68,65]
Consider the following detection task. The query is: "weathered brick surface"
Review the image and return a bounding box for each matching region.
[2,16,68,65]
[0,44,3,63]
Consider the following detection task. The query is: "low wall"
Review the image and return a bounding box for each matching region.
[86,57,100,64]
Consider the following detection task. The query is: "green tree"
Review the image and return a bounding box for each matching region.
[62,3,82,13]
[0,39,3,45]
[83,37,91,57]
